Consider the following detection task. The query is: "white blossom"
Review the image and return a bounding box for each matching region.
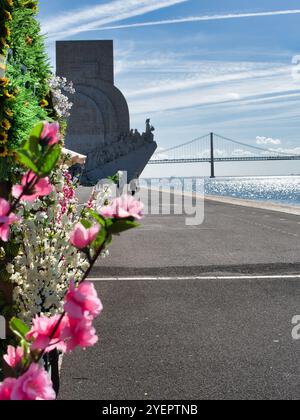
[48,75,76,120]
[7,172,114,323]
[8,166,88,322]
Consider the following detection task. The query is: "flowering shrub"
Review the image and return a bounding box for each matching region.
[7,163,89,322]
[0,121,143,399]
[48,76,75,121]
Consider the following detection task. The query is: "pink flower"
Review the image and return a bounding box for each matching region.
[63,171,72,183]
[0,198,19,242]
[63,185,75,200]
[10,364,56,400]
[12,171,53,202]
[70,223,100,249]
[64,314,98,352]
[87,200,94,209]
[26,315,69,353]
[0,378,17,400]
[3,346,24,369]
[101,194,144,220]
[86,189,96,209]
[0,365,56,401]
[64,281,103,320]
[41,121,60,146]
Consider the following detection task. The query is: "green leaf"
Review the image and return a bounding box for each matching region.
[22,122,44,157]
[80,219,92,229]
[21,136,39,159]
[107,174,119,185]
[9,317,30,341]
[20,339,31,361]
[92,227,107,250]
[28,136,41,159]
[108,219,139,235]
[87,210,106,227]
[38,145,61,176]
[17,120,61,176]
[16,150,39,173]
[29,122,44,141]
[105,218,113,229]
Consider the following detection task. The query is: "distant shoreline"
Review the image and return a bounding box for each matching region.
[205,194,300,216]
[144,187,300,216]
[78,185,300,216]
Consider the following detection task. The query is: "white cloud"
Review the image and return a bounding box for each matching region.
[232,149,255,157]
[111,42,299,117]
[86,9,300,32]
[256,136,282,145]
[127,69,299,115]
[125,65,289,98]
[42,0,188,40]
[123,63,299,116]
[270,147,300,155]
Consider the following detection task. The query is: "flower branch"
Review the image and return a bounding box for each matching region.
[0,121,144,400]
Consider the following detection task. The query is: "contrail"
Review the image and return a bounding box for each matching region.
[43,0,189,40]
[83,9,300,32]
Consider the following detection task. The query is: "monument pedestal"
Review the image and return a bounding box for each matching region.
[82,141,157,186]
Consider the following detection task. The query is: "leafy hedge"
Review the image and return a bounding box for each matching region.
[0,0,53,182]
[0,0,55,377]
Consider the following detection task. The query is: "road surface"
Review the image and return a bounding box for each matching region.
[59,191,300,400]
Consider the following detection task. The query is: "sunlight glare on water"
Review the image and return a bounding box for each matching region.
[204,176,300,206]
[146,176,300,207]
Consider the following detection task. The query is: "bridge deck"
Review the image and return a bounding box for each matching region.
[150,156,300,164]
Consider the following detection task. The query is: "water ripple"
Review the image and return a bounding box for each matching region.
[204,176,300,207]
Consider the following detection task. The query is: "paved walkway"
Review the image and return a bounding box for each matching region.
[59,192,300,400]
[93,192,300,276]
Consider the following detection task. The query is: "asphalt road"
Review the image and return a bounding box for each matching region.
[92,190,300,276]
[59,190,300,400]
[60,277,300,400]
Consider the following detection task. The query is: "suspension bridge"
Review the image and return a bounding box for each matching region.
[149,133,300,178]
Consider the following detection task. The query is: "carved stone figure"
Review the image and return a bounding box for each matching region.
[145,119,155,142]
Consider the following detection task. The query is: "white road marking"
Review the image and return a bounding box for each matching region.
[89,274,300,282]
[233,215,299,237]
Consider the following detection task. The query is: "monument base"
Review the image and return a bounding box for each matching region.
[81,141,157,186]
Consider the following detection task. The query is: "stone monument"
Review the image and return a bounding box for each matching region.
[56,40,157,184]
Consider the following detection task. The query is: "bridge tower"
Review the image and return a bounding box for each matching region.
[210,132,215,178]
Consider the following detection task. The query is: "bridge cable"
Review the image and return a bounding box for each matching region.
[153,134,210,155]
[214,133,300,156]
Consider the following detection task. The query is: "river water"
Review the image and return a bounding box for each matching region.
[204,176,300,207]
[143,176,300,207]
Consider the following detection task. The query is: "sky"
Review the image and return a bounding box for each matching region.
[38,0,300,177]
